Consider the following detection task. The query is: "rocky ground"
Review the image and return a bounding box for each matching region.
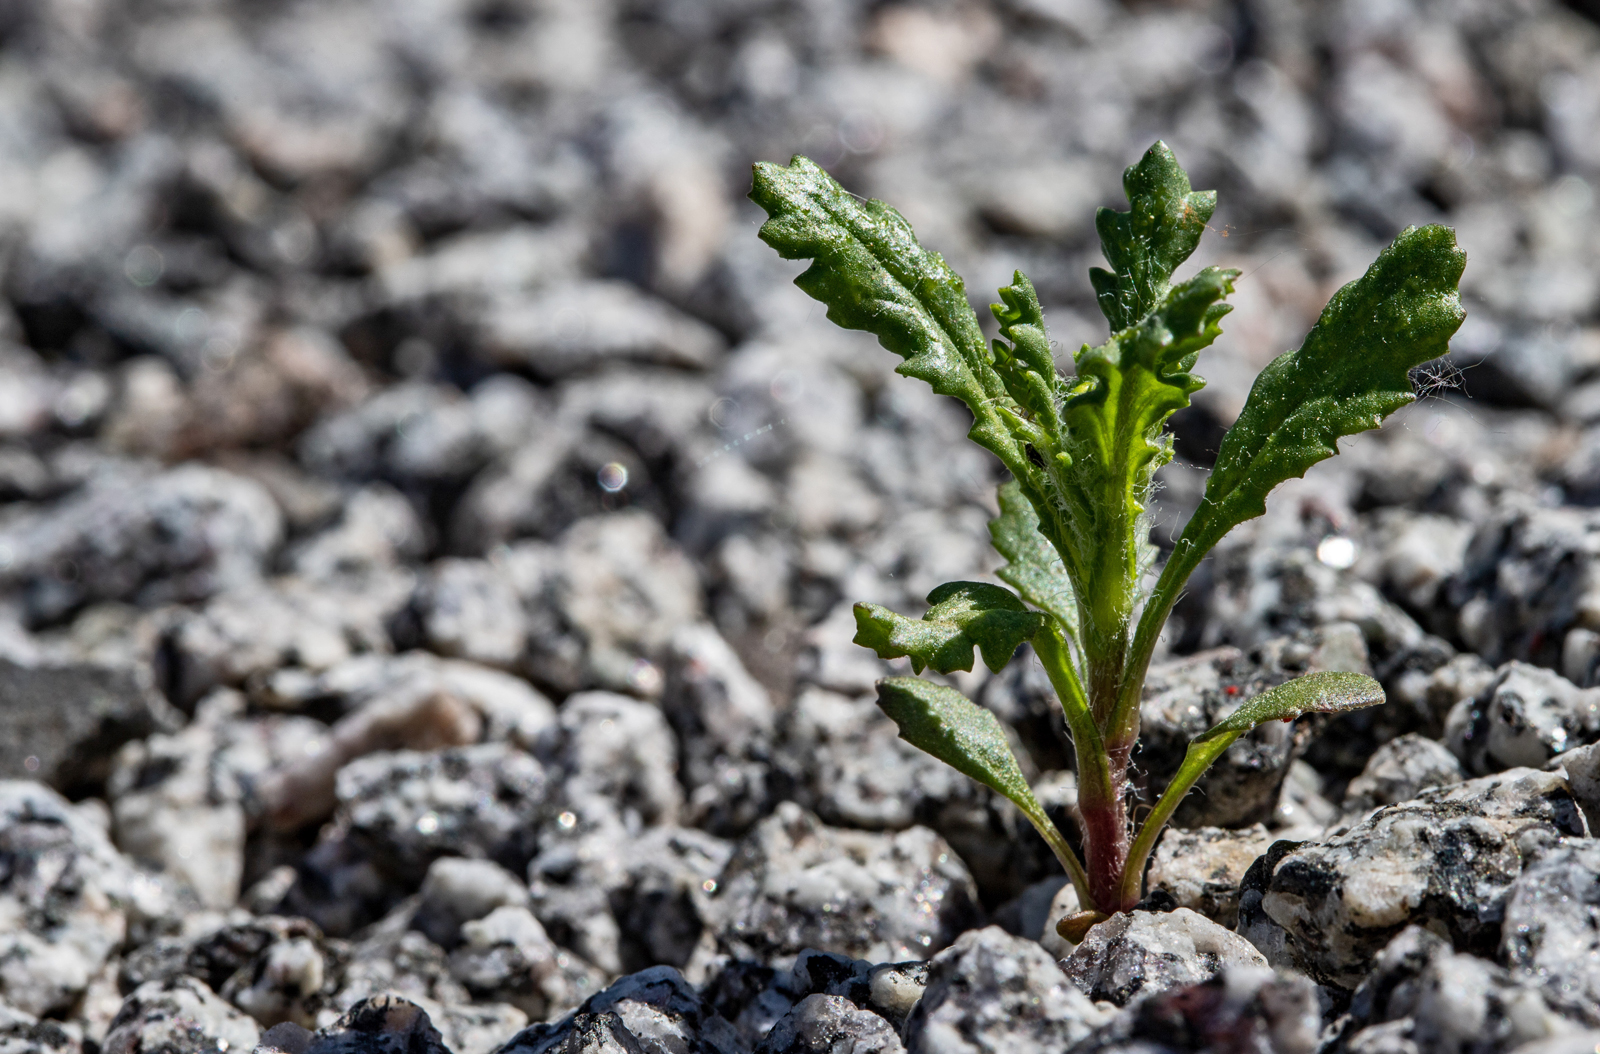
[5,0,1600,1052]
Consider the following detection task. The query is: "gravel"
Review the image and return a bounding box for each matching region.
[904,926,1112,1053]
[4,0,1600,1050]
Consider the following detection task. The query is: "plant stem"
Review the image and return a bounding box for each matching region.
[1031,627,1101,910]
[1116,726,1245,908]
[1107,535,1207,758]
[1079,742,1135,912]
[1036,629,1125,912]
[1037,626,1138,913]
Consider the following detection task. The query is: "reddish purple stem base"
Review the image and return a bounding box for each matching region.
[1079,746,1137,913]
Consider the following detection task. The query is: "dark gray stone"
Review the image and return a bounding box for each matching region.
[0,656,178,796]
[754,995,901,1054]
[495,967,745,1054]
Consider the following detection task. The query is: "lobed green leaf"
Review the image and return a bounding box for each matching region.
[854,581,1044,674]
[988,480,1078,636]
[1090,142,1218,331]
[1180,224,1466,558]
[990,271,1065,440]
[749,156,1030,481]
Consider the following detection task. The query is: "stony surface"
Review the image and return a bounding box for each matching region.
[1071,966,1323,1054]
[1251,769,1587,987]
[528,823,729,978]
[903,927,1112,1054]
[755,995,903,1054]
[1341,733,1465,815]
[448,906,604,1024]
[1500,840,1600,1027]
[1445,662,1600,774]
[2,0,1600,1050]
[1145,825,1275,928]
[0,781,172,1018]
[1323,926,1576,1054]
[0,1001,83,1054]
[1061,909,1267,1007]
[272,743,550,935]
[1562,741,1600,831]
[496,968,744,1054]
[299,996,451,1054]
[0,655,178,795]
[0,466,281,624]
[710,804,982,969]
[101,977,260,1054]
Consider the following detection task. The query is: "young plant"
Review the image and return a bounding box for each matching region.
[749,143,1464,934]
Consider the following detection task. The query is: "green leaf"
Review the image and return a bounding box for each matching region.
[990,271,1065,439]
[1118,226,1464,748]
[749,156,1030,481]
[876,676,1092,901]
[1191,670,1386,743]
[1063,266,1237,497]
[1048,266,1237,662]
[875,676,1037,802]
[1117,671,1385,905]
[988,480,1077,635]
[1090,142,1218,331]
[1180,224,1465,559]
[854,582,1045,674]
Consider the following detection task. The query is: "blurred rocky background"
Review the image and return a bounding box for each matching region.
[6,0,1600,1052]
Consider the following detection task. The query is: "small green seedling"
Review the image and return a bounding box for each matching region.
[750,142,1465,936]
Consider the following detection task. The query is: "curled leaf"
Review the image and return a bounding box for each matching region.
[854,581,1044,674]
[875,676,1037,803]
[1056,910,1111,944]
